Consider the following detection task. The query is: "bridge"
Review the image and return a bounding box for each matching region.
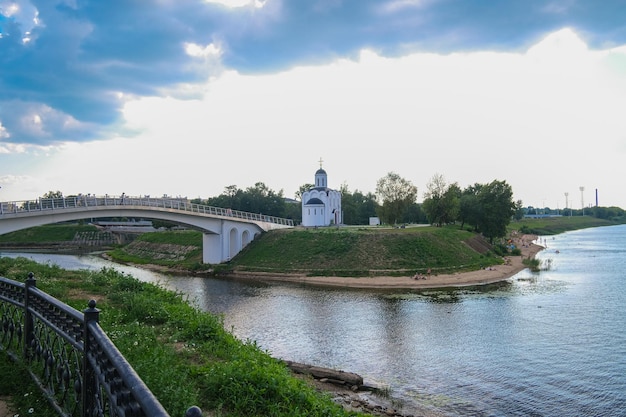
[0,195,294,264]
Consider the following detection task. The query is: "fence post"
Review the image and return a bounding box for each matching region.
[23,272,36,360]
[82,299,100,417]
[185,406,203,417]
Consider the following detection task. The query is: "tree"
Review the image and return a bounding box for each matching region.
[206,183,287,218]
[240,182,285,215]
[513,199,525,221]
[402,202,428,224]
[340,184,379,225]
[206,185,244,210]
[40,190,64,209]
[375,172,417,225]
[42,190,63,199]
[357,191,380,225]
[476,180,516,243]
[422,174,459,226]
[282,200,302,223]
[295,184,314,201]
[458,183,483,231]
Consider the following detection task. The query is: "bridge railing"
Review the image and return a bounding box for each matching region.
[0,273,202,417]
[0,195,294,227]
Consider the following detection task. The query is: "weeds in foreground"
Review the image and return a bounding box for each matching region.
[0,352,57,416]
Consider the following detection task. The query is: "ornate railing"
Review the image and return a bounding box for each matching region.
[0,195,294,227]
[0,273,201,417]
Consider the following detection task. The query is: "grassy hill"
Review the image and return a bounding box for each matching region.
[227,226,501,276]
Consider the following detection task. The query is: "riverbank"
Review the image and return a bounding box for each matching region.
[224,234,543,289]
[106,233,543,290]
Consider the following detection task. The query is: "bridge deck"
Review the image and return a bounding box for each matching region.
[0,195,294,228]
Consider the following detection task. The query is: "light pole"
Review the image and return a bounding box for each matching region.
[579,186,585,216]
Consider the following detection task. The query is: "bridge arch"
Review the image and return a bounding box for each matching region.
[228,228,237,261]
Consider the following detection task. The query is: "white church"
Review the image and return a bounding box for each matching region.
[301,160,342,227]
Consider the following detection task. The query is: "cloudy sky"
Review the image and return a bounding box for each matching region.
[1,0,626,210]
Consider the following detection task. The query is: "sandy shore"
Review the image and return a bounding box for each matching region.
[227,234,543,290]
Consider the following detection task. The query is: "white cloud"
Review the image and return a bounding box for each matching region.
[0,2,20,18]
[203,0,266,9]
[0,122,9,139]
[0,0,42,42]
[185,42,222,59]
[2,29,626,209]
[378,0,432,14]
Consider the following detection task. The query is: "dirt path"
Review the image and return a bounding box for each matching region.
[0,397,14,417]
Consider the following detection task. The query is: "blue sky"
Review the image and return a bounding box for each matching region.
[1,0,626,210]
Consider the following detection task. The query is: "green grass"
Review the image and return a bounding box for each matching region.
[0,257,365,417]
[107,230,204,270]
[508,216,623,235]
[0,352,58,416]
[134,230,203,246]
[0,223,99,243]
[227,226,502,276]
[106,226,505,277]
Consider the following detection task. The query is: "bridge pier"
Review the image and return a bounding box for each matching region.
[202,233,223,264]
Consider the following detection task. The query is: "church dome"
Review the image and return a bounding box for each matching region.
[305,197,324,205]
[315,168,327,175]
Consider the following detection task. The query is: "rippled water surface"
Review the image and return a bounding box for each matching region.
[4,224,626,416]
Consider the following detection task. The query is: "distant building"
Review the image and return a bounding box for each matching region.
[301,161,342,227]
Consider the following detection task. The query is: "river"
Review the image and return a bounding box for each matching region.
[2,224,625,416]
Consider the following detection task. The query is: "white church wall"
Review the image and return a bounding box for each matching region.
[302,204,325,227]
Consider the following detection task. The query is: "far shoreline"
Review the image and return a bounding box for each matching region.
[222,234,544,290]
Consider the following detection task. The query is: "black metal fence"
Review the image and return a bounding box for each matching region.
[0,273,201,417]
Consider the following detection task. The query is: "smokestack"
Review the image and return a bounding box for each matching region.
[595,189,598,207]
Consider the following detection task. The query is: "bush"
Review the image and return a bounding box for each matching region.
[492,243,508,256]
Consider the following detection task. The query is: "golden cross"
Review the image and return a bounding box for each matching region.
[318,157,323,169]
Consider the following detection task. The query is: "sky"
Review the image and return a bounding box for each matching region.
[1,0,626,210]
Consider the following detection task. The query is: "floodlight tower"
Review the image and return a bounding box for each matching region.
[579,186,585,216]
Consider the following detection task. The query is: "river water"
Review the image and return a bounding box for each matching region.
[2,224,625,416]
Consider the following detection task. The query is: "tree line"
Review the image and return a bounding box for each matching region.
[41,172,625,244]
[187,172,520,242]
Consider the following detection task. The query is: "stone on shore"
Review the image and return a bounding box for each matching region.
[284,360,364,387]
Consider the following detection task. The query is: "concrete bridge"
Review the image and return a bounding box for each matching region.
[0,195,294,264]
